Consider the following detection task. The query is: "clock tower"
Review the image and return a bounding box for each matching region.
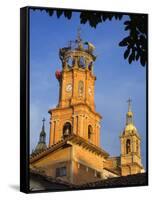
[49,33,101,147]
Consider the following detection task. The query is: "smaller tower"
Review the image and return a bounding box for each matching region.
[120,98,144,176]
[31,118,47,155]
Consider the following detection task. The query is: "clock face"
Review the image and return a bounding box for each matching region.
[66,84,72,92]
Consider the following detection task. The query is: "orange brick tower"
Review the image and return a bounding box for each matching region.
[49,31,101,147]
[30,32,116,185]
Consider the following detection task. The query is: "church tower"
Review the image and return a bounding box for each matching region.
[120,99,144,176]
[30,33,114,185]
[31,118,47,156]
[30,32,145,188]
[49,31,101,147]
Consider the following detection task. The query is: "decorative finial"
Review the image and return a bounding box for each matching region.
[67,40,72,48]
[127,97,132,112]
[76,27,83,49]
[77,26,81,42]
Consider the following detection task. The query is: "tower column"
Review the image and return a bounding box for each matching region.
[77,115,81,136]
[96,123,100,146]
[49,119,54,146]
[85,71,89,105]
[54,119,60,143]
[120,138,125,155]
[72,114,77,135]
[79,114,84,137]
[71,69,78,105]
[49,119,57,146]
[83,115,88,140]
[95,124,98,145]
[139,140,141,156]
[59,75,65,107]
[132,136,136,153]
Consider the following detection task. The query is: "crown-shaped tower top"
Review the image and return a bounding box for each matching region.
[59,28,96,74]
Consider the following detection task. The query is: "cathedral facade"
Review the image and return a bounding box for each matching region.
[30,35,144,186]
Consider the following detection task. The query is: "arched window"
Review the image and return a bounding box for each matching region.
[126,139,131,154]
[88,125,93,141]
[79,57,86,68]
[78,81,84,97]
[67,57,74,69]
[63,122,72,138]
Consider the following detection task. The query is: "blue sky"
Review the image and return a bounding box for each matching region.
[29,9,147,169]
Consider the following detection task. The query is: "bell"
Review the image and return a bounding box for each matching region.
[64,128,70,137]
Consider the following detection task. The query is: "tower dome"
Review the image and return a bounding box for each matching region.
[127,111,133,118]
[123,98,139,135]
[125,123,137,132]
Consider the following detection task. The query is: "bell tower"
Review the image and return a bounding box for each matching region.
[49,31,101,147]
[57,29,96,110]
[120,98,144,176]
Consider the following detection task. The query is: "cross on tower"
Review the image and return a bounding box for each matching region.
[42,117,45,127]
[127,98,132,111]
[76,27,83,49]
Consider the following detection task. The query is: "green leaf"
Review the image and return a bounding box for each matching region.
[128,54,133,64]
[124,48,130,59]
[119,36,130,47]
[140,56,146,66]
[56,10,63,18]
[124,20,130,25]
[136,53,140,61]
[48,10,54,16]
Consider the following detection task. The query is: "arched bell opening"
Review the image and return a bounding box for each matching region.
[88,125,93,142]
[126,139,131,154]
[63,122,72,138]
[67,57,74,69]
[78,56,86,69]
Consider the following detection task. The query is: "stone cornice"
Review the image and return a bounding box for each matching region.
[48,103,102,119]
[103,167,120,176]
[30,134,109,164]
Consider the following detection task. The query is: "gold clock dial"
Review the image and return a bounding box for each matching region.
[66,84,72,92]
